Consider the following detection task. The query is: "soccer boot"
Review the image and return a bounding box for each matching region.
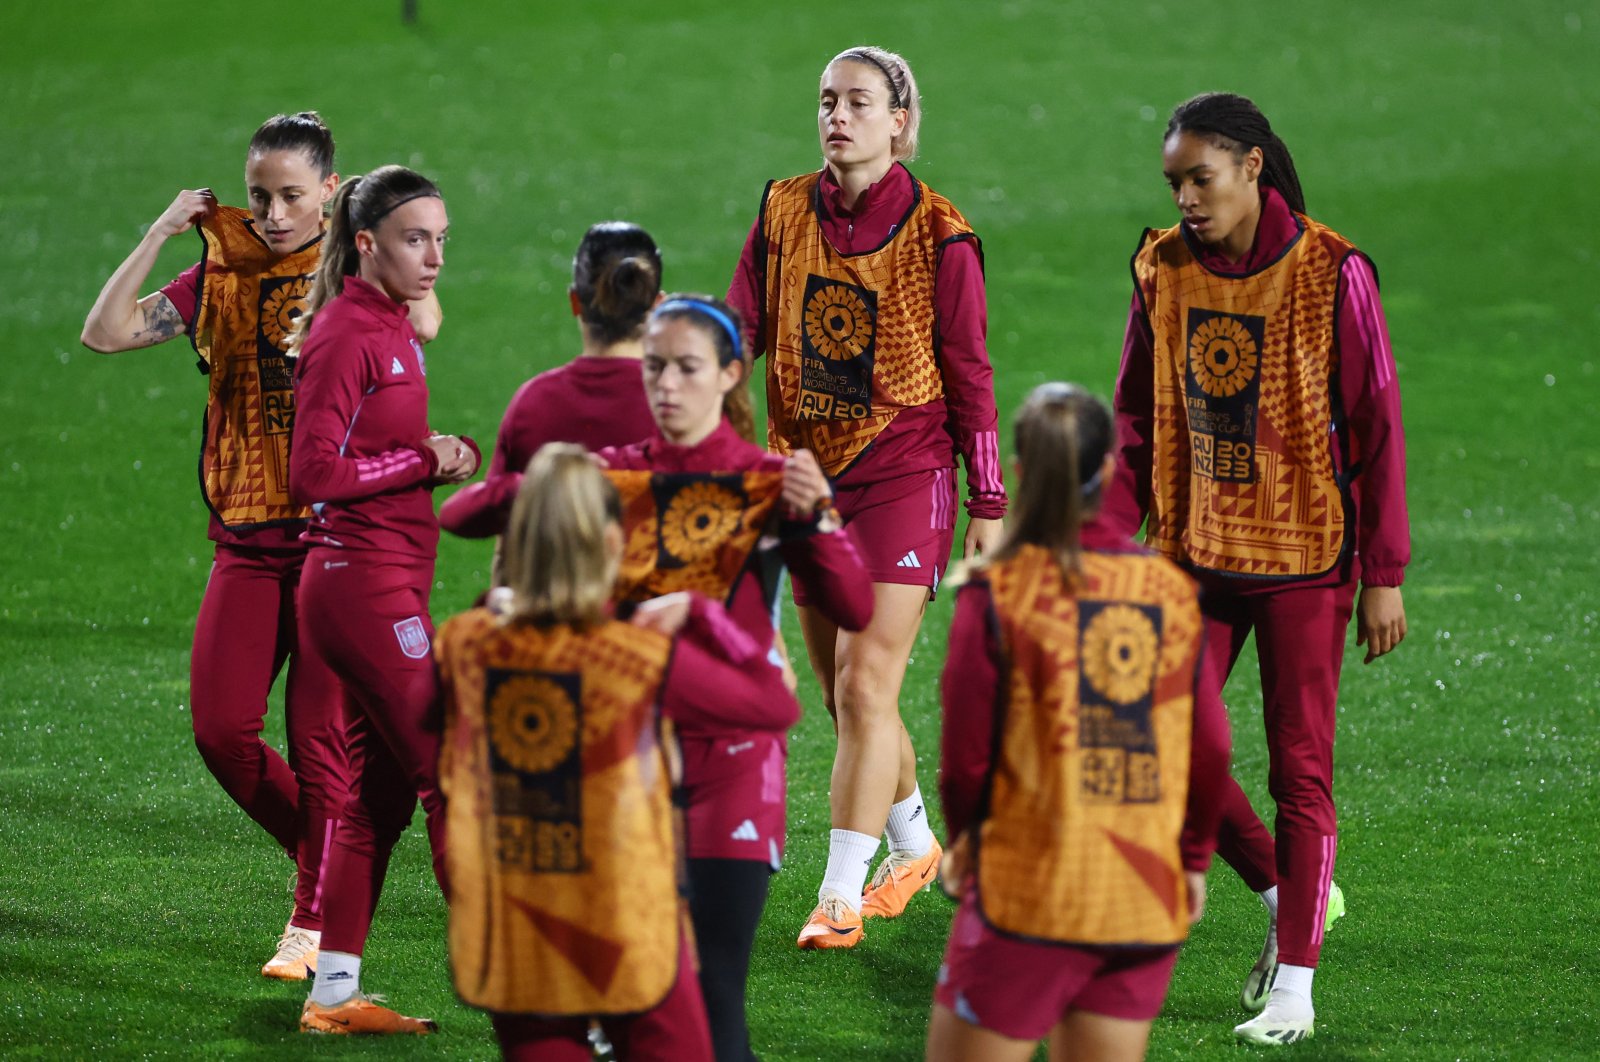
[1234,992,1315,1045]
[1242,882,1346,1012]
[860,838,943,920]
[300,993,438,1035]
[796,890,864,950]
[262,924,320,981]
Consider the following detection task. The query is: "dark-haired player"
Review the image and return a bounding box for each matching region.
[1103,91,1410,1044]
[80,112,439,978]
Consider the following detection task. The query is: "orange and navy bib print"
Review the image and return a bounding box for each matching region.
[607,469,785,606]
[974,545,1202,946]
[758,171,977,476]
[1132,216,1361,579]
[191,206,322,528]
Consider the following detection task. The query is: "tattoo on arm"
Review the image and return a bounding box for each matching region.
[133,297,184,346]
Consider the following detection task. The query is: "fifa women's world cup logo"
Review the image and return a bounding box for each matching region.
[486,669,585,874]
[257,275,313,436]
[1183,308,1265,484]
[1077,602,1164,804]
[798,275,876,420]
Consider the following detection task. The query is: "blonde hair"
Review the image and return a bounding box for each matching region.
[990,383,1114,586]
[501,443,622,627]
[830,45,922,162]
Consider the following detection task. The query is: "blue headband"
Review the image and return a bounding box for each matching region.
[657,299,743,364]
[1080,466,1105,498]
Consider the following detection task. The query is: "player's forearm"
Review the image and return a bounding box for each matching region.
[81,230,176,353]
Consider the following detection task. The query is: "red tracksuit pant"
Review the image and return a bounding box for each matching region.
[190,543,348,931]
[489,934,714,1061]
[298,548,448,957]
[1206,579,1358,969]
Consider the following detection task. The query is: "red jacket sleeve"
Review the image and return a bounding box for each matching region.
[779,524,874,632]
[160,262,202,326]
[726,218,765,360]
[660,595,801,735]
[1337,255,1410,587]
[1178,646,1231,871]
[437,473,522,538]
[935,239,1006,520]
[1102,294,1155,539]
[290,335,436,506]
[939,580,1003,842]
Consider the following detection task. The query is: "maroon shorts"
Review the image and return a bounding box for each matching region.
[680,733,786,867]
[933,890,1179,1039]
[792,467,956,604]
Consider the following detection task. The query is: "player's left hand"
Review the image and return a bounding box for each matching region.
[939,832,972,899]
[1356,584,1407,664]
[780,449,832,518]
[632,591,693,636]
[1186,870,1207,925]
[962,517,1004,560]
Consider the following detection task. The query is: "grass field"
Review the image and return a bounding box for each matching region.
[2,1,1598,1058]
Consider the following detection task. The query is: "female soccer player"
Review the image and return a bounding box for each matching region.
[436,444,801,1061]
[600,295,872,1059]
[78,112,431,979]
[930,383,1231,1062]
[1102,92,1410,1044]
[288,165,477,1034]
[726,45,1007,947]
[438,221,661,544]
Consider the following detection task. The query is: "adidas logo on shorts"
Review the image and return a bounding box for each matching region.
[897,550,922,569]
[730,819,760,842]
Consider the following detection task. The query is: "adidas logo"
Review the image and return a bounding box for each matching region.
[730,819,760,842]
[390,356,406,375]
[896,550,921,569]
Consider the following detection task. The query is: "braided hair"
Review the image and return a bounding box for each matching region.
[1166,93,1305,215]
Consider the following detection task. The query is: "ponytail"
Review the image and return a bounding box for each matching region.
[990,383,1114,587]
[288,165,442,353]
[1166,92,1306,215]
[573,221,663,346]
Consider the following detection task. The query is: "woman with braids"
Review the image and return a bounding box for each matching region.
[1102,92,1410,1045]
[289,165,478,1035]
[726,45,1006,949]
[79,113,439,979]
[437,445,800,1061]
[598,295,871,1060]
[438,221,661,548]
[930,383,1230,1062]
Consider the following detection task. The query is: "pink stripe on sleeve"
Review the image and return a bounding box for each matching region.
[1342,256,1395,393]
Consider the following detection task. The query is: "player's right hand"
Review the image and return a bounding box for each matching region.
[152,188,217,239]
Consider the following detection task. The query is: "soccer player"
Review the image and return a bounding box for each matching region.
[77,112,435,979]
[288,165,477,1034]
[1102,92,1411,1044]
[930,383,1230,1062]
[438,221,661,550]
[436,444,801,1061]
[599,295,872,1059]
[726,45,1007,948]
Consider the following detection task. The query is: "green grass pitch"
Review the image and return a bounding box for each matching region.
[2,1,1597,1058]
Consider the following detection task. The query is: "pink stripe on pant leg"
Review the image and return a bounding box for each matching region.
[311,817,339,916]
[1311,834,1336,950]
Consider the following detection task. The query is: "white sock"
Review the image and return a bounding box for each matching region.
[884,785,934,857]
[309,950,362,1006]
[1272,963,1315,1005]
[1259,885,1280,919]
[819,829,880,911]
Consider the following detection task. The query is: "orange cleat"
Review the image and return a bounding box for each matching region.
[262,925,320,981]
[860,838,943,920]
[300,993,438,1035]
[796,890,864,950]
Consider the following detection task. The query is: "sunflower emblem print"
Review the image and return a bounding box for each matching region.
[659,480,743,564]
[489,674,579,775]
[1081,604,1160,705]
[260,277,312,352]
[797,274,876,420]
[1184,308,1265,483]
